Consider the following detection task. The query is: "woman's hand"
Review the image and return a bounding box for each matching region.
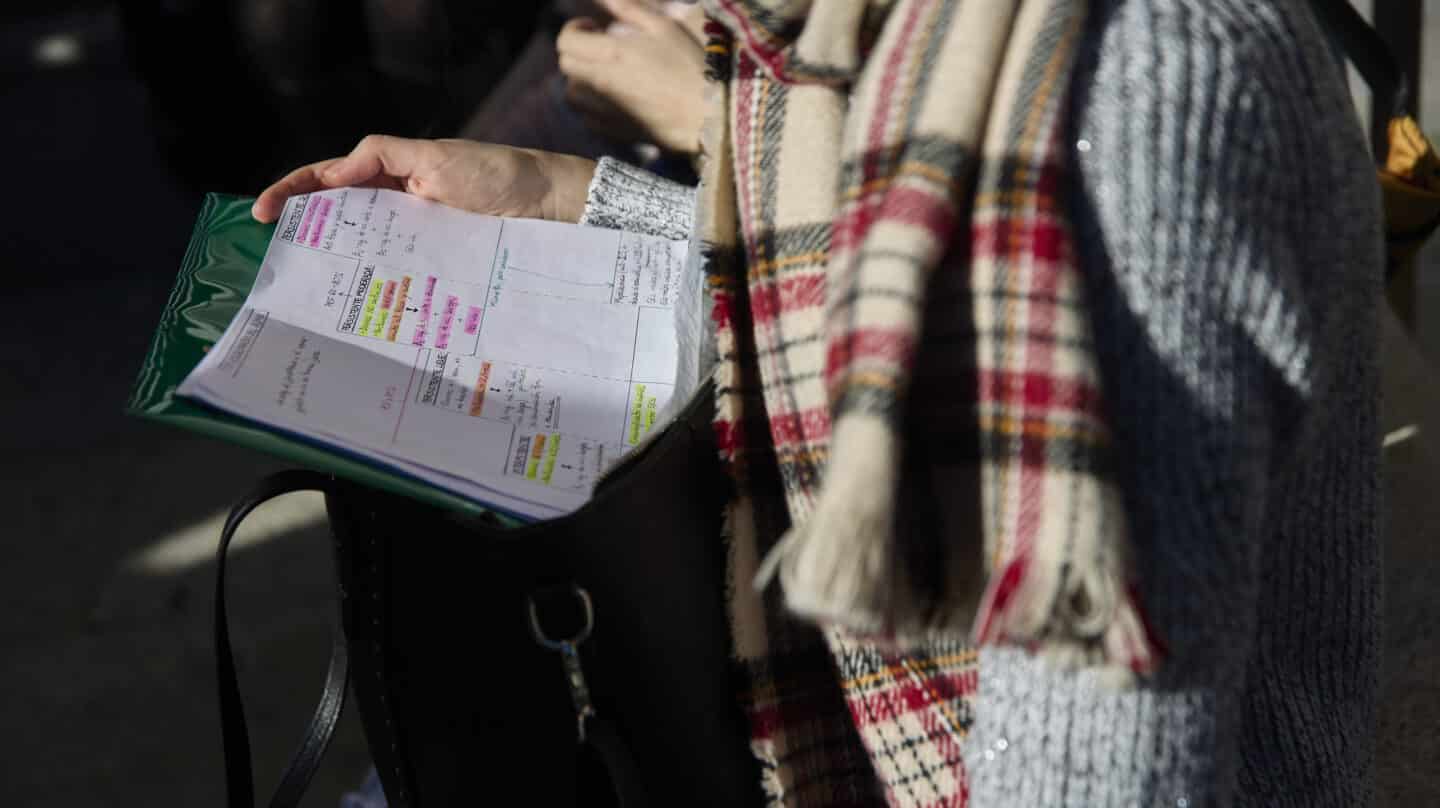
[251,136,597,224]
[557,0,708,155]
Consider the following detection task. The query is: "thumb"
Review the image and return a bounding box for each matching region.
[598,0,666,32]
[323,135,430,186]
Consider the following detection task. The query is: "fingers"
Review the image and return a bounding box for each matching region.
[324,134,431,188]
[251,135,435,222]
[561,15,602,34]
[556,18,617,63]
[252,158,343,222]
[556,23,638,101]
[597,0,667,32]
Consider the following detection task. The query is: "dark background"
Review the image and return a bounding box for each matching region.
[0,2,539,804]
[1,1,1439,806]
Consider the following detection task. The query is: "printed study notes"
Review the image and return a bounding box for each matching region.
[179,188,688,520]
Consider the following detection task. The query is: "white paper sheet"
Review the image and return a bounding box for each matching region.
[179,188,688,520]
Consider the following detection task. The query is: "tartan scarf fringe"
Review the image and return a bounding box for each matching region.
[755,418,1160,681]
[752,416,906,633]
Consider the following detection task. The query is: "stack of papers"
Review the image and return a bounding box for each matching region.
[178,188,688,521]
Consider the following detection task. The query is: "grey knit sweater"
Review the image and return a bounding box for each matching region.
[578,0,1384,804]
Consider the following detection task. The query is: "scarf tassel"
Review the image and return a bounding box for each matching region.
[974,554,1163,684]
[754,415,1163,681]
[753,418,908,636]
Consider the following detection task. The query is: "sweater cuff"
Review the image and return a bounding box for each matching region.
[578,157,696,241]
[965,647,1223,807]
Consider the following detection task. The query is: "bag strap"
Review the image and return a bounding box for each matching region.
[1309,0,1409,120]
[584,718,649,808]
[215,470,347,808]
[529,585,650,807]
[217,472,651,807]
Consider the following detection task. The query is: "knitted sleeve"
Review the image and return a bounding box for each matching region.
[578,156,697,240]
[963,2,1377,805]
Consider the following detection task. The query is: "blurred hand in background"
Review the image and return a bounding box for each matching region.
[557,0,708,156]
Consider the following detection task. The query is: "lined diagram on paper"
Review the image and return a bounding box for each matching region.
[179,188,688,519]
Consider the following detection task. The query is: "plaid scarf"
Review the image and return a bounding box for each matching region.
[695,0,1162,803]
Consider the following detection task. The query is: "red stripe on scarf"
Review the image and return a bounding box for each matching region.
[733,54,759,235]
[768,406,831,446]
[824,328,917,380]
[845,672,977,729]
[712,417,741,454]
[748,272,826,322]
[712,0,793,80]
[918,706,966,768]
[711,289,735,330]
[977,370,1104,416]
[974,555,1028,643]
[1014,185,1066,557]
[814,0,949,293]
[970,216,1067,262]
[863,0,931,159]
[833,187,958,252]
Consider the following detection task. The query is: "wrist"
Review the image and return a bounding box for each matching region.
[533,151,597,223]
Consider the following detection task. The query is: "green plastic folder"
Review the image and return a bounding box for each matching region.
[126,193,517,525]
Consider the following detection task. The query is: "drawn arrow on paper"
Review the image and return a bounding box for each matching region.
[505,266,615,288]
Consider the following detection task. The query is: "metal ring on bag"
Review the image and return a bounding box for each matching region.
[527,585,599,742]
[527,585,595,650]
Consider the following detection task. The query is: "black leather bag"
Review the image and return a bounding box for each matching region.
[215,384,762,807]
